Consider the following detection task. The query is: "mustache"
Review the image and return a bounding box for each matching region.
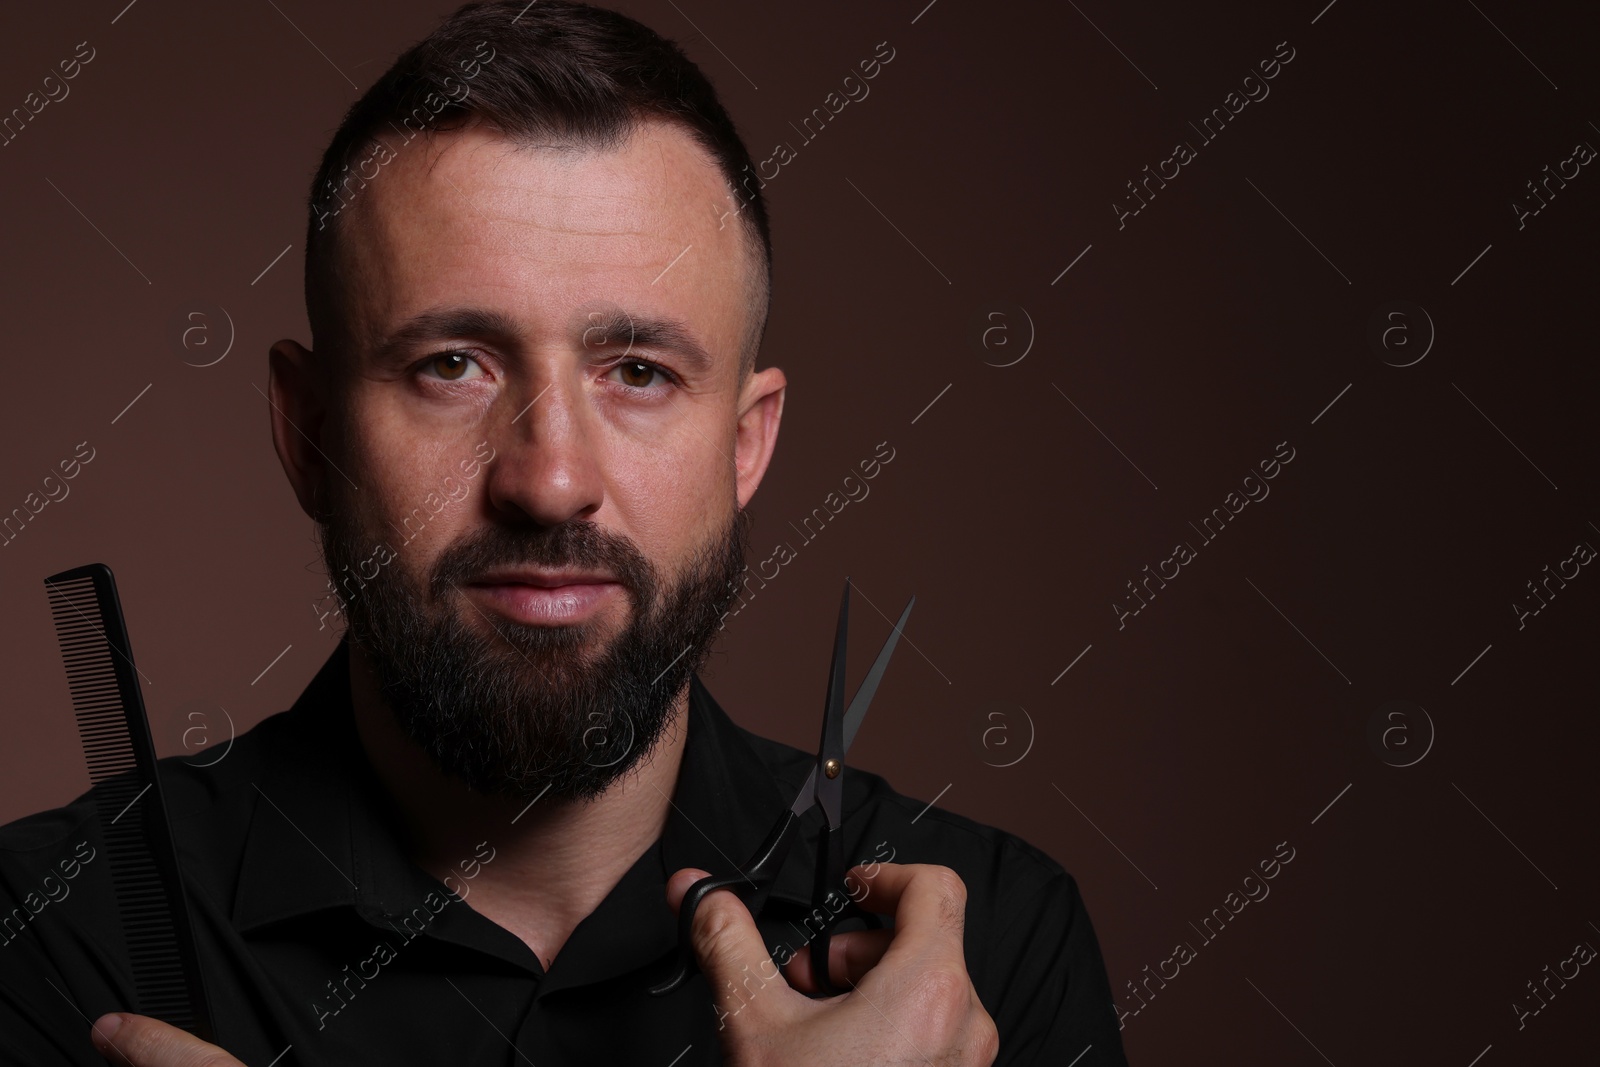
[427,519,660,605]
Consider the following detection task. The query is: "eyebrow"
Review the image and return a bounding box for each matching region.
[371,306,521,368]
[370,305,716,376]
[582,310,714,375]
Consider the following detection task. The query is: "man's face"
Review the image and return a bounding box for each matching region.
[276,119,784,801]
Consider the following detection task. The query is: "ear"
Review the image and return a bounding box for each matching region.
[268,338,332,521]
[732,366,785,509]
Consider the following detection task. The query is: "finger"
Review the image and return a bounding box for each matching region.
[666,867,799,1030]
[846,863,969,967]
[665,867,711,919]
[780,928,893,994]
[90,1013,242,1067]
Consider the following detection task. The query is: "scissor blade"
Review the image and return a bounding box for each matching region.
[789,591,915,815]
[842,593,914,754]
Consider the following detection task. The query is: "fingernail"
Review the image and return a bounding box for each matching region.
[91,1013,122,1046]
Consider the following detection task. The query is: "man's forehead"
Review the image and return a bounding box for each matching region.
[330,119,753,361]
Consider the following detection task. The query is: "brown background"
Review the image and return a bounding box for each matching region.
[2,0,1597,1062]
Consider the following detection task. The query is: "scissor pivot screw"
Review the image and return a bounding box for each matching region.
[824,759,841,779]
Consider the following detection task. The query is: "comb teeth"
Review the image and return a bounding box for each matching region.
[50,578,141,782]
[44,565,213,1041]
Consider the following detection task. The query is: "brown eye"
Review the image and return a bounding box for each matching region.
[425,353,481,382]
[614,360,662,388]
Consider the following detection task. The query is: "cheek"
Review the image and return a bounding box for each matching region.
[608,426,734,558]
[611,436,701,530]
[343,404,485,555]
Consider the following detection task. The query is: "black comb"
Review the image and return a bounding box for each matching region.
[44,563,214,1042]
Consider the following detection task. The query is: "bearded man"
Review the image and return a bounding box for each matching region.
[0,4,1126,1064]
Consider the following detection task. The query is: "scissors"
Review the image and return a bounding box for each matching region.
[650,577,915,997]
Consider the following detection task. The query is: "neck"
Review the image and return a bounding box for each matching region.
[345,641,689,971]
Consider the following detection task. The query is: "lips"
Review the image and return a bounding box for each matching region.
[467,568,617,589]
[463,570,622,626]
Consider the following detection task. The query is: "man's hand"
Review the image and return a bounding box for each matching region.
[89,1013,244,1067]
[666,862,1000,1066]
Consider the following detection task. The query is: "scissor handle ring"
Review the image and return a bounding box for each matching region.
[648,811,799,997]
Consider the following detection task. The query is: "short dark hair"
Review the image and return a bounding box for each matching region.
[301,0,771,380]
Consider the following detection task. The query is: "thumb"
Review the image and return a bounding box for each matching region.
[91,1013,242,1066]
[665,867,711,919]
[665,868,791,1027]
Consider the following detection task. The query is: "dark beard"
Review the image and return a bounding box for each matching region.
[317,492,751,802]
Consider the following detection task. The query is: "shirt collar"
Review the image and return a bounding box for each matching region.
[661,671,820,907]
[230,638,823,989]
[231,639,414,931]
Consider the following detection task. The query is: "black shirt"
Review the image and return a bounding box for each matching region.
[0,639,1128,1065]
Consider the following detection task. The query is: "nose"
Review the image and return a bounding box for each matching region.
[481,372,605,527]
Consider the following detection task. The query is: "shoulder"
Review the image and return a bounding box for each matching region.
[0,792,100,904]
[735,720,1076,929]
[0,701,316,906]
[731,713,1126,1061]
[842,762,1089,982]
